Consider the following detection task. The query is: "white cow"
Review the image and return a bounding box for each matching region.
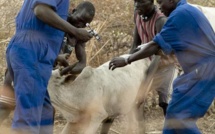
[48,54,151,134]
[191,4,215,30]
[47,4,215,134]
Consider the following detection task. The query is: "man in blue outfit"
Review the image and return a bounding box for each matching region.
[109,0,215,133]
[5,0,92,133]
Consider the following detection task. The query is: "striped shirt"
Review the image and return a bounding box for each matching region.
[135,8,164,43]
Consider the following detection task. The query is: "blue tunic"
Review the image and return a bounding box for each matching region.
[154,1,215,73]
[6,0,69,133]
[15,0,68,56]
[153,0,215,133]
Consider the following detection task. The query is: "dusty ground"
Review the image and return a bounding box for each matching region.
[1,106,214,134]
[54,106,215,134]
[0,0,214,133]
[0,78,214,134]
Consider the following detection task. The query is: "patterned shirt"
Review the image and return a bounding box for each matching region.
[135,8,178,66]
[135,8,164,43]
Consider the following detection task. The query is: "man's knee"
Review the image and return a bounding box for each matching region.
[0,104,14,110]
[0,95,15,110]
[0,85,15,109]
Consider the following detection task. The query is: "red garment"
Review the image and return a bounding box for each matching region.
[135,9,164,43]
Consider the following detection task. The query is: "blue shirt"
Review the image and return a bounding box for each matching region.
[153,0,215,73]
[14,0,69,55]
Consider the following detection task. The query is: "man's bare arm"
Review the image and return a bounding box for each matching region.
[128,41,160,64]
[155,16,167,33]
[34,4,92,42]
[129,26,142,54]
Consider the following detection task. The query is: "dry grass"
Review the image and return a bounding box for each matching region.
[0,1,214,133]
[0,0,214,70]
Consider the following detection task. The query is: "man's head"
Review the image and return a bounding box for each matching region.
[134,0,154,16]
[156,0,179,17]
[68,1,95,28]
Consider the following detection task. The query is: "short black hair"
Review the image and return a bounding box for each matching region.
[76,1,95,18]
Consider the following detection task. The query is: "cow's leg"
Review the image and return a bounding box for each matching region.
[61,110,107,134]
[123,108,140,134]
[59,112,89,134]
[136,103,146,134]
[0,103,12,125]
[60,122,78,134]
[60,113,91,134]
[60,120,90,134]
[100,117,115,134]
[84,110,108,134]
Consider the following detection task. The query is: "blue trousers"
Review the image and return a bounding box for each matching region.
[6,36,56,134]
[163,61,215,134]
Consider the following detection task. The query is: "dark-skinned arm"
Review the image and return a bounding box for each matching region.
[55,53,70,67]
[129,26,142,54]
[128,41,159,63]
[109,41,160,70]
[34,4,92,42]
[155,16,167,33]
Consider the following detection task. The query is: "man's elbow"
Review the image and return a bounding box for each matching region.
[33,4,50,19]
[34,5,42,17]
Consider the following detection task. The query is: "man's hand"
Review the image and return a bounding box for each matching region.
[73,28,93,42]
[109,57,128,70]
[56,53,70,67]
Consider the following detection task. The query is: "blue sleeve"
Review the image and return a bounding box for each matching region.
[32,0,61,11]
[153,11,180,54]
